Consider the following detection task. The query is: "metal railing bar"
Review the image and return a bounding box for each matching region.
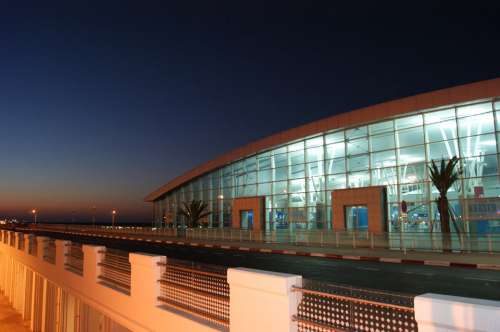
[292,315,348,332]
[292,286,414,311]
[158,280,229,302]
[157,296,229,327]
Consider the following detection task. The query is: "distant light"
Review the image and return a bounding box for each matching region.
[112,210,117,215]
[31,209,36,214]
[218,195,224,199]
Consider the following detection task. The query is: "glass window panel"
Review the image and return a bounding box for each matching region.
[306,136,323,147]
[399,163,426,183]
[258,156,272,170]
[325,158,346,174]
[430,181,460,200]
[385,185,398,202]
[272,146,287,155]
[325,131,344,144]
[290,163,305,179]
[347,154,369,172]
[245,157,257,171]
[424,108,455,124]
[428,139,460,160]
[397,126,424,147]
[457,102,492,117]
[371,150,396,168]
[496,111,500,130]
[425,120,457,143]
[222,175,232,188]
[370,132,395,152]
[464,176,500,198]
[307,176,325,194]
[289,194,306,208]
[288,141,304,152]
[274,166,288,181]
[395,114,423,130]
[458,112,494,137]
[462,154,499,178]
[399,182,428,202]
[246,171,257,184]
[348,171,370,188]
[306,146,324,162]
[290,149,304,165]
[258,182,272,196]
[495,101,500,110]
[274,153,288,168]
[272,194,288,208]
[233,161,244,175]
[273,181,288,195]
[371,167,398,185]
[326,174,346,190]
[346,126,367,140]
[306,162,324,177]
[325,142,345,159]
[460,133,497,157]
[369,120,394,135]
[258,169,272,183]
[244,184,256,196]
[347,138,369,155]
[289,178,305,193]
[398,145,426,164]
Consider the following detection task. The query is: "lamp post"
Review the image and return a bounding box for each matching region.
[111,209,117,227]
[31,209,37,224]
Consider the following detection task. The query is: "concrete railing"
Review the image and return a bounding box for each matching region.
[0,229,499,332]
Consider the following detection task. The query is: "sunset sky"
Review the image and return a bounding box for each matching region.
[1,2,499,223]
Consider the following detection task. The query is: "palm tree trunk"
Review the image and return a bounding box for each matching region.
[439,196,451,251]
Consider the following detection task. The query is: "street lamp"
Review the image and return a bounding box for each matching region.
[31,209,37,224]
[111,209,117,227]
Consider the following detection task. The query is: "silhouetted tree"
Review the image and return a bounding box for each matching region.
[428,156,462,251]
[177,200,211,228]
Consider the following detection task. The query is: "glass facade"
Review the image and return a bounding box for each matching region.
[154,99,500,234]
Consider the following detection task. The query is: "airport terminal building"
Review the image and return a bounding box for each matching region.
[146,79,500,234]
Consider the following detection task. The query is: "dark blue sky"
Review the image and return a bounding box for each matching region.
[1,2,499,223]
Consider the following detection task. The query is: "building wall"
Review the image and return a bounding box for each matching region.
[154,99,500,234]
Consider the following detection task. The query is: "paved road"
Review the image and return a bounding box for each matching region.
[35,230,500,301]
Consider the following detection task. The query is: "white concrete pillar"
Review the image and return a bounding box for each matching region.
[415,293,500,332]
[129,253,166,307]
[227,267,302,332]
[83,245,105,281]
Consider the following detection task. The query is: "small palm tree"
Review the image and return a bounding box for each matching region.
[428,156,462,250]
[177,200,211,228]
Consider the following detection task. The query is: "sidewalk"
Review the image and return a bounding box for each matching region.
[70,229,500,271]
[0,295,30,332]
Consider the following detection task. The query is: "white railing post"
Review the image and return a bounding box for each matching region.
[228,267,302,332]
[82,245,105,283]
[129,253,166,307]
[415,294,500,332]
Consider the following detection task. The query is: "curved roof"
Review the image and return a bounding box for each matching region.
[145,77,500,202]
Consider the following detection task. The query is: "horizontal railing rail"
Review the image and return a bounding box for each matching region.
[98,249,131,295]
[43,238,56,264]
[64,242,84,275]
[157,258,230,328]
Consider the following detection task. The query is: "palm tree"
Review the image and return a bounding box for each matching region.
[177,200,211,228]
[428,156,462,251]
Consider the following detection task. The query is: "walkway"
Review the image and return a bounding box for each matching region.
[0,294,30,332]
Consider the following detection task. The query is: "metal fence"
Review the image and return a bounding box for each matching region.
[17,234,25,251]
[65,242,84,275]
[98,248,131,295]
[43,238,56,264]
[157,258,230,329]
[293,279,418,332]
[28,236,37,256]
[22,224,500,254]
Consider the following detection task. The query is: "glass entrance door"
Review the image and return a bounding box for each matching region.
[345,205,368,231]
[240,210,254,230]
